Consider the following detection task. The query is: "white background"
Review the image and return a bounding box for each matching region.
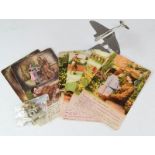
[0,19,155,136]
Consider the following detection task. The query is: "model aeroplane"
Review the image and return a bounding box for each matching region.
[90,20,129,54]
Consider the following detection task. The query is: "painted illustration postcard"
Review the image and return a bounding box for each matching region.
[72,53,151,129]
[63,49,110,102]
[23,94,49,125]
[58,51,72,115]
[59,50,90,117]
[65,51,89,92]
[11,48,58,101]
[63,50,112,120]
[22,93,59,125]
[63,50,90,103]
[60,50,102,121]
[75,49,110,94]
[58,52,69,90]
[1,50,40,101]
[2,48,60,104]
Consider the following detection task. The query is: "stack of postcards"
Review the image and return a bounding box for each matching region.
[2,48,151,129]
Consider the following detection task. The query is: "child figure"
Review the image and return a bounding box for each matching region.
[98,74,120,100]
[29,64,41,84]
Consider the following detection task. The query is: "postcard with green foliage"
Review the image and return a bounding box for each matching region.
[58,52,69,90]
[65,51,89,93]
[62,49,110,104]
[86,53,150,113]
[75,49,111,94]
[75,53,151,129]
[63,51,151,129]
[63,50,114,119]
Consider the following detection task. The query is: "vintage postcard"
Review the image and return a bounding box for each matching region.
[71,53,151,129]
[1,50,40,101]
[62,50,90,104]
[58,50,93,118]
[59,50,90,117]
[58,52,69,91]
[23,94,49,125]
[63,93,103,122]
[32,79,60,122]
[58,51,71,115]
[65,51,89,93]
[63,50,112,120]
[11,48,59,101]
[75,49,110,94]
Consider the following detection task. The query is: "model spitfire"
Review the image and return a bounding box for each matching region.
[90,20,129,54]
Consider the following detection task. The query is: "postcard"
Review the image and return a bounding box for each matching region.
[2,48,60,123]
[11,48,58,101]
[23,94,49,125]
[65,51,89,92]
[62,50,90,104]
[75,49,110,94]
[67,53,151,129]
[1,50,40,101]
[59,50,91,117]
[58,51,71,115]
[58,52,69,91]
[63,93,103,122]
[63,49,112,120]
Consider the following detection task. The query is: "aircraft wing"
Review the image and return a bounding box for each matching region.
[89,20,109,37]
